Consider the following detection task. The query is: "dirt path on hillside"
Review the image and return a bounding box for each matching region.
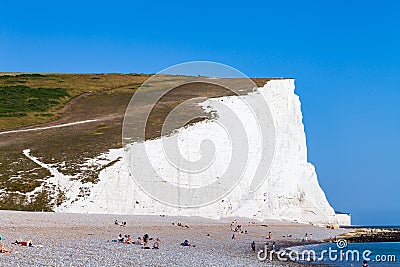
[0,119,99,135]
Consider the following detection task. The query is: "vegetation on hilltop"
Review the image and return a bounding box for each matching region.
[0,85,69,117]
[0,73,150,130]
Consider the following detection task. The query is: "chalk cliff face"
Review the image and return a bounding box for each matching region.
[40,79,347,225]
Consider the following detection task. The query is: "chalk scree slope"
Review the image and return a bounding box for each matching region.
[33,79,349,225]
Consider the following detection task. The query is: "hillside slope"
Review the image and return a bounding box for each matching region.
[0,73,270,211]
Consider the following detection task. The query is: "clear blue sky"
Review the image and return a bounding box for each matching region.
[1,0,399,225]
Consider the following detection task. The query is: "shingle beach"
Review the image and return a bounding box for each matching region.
[0,211,348,266]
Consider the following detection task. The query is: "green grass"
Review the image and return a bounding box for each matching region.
[0,85,69,117]
[0,73,152,129]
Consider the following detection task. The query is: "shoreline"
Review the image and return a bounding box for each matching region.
[284,229,400,267]
[337,227,400,243]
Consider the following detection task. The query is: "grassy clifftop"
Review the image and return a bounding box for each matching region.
[0,73,151,130]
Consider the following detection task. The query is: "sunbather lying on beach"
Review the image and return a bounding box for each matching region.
[174,222,189,228]
[12,240,33,247]
[114,220,126,226]
[180,240,195,247]
[0,242,12,253]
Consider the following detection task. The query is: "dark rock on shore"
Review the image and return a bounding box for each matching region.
[340,228,400,243]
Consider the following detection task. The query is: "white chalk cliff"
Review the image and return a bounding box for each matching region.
[34,79,349,225]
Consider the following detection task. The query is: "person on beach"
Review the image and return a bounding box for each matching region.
[268,232,272,239]
[124,235,132,244]
[303,233,308,243]
[153,241,159,249]
[143,233,149,247]
[0,241,12,253]
[180,240,194,247]
[114,219,119,225]
[13,240,33,247]
[136,237,143,245]
[251,241,256,252]
[117,234,124,243]
[362,260,370,267]
[272,242,277,251]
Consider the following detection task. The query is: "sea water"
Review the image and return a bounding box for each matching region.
[292,242,400,267]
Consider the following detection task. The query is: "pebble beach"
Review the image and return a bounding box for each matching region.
[0,211,348,266]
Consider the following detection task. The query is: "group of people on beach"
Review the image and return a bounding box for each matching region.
[230,221,249,236]
[111,220,196,250]
[112,232,195,249]
[248,228,372,267]
[113,232,160,249]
